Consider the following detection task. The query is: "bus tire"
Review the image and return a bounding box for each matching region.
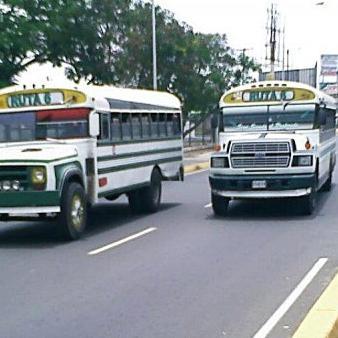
[58,182,87,240]
[128,190,142,214]
[212,193,229,216]
[321,171,332,192]
[140,169,162,213]
[300,191,316,215]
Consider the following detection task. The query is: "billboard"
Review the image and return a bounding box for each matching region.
[321,83,338,97]
[320,54,338,76]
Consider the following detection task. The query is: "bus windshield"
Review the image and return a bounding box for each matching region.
[222,103,316,132]
[0,108,89,143]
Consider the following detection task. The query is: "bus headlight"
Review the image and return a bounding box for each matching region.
[211,157,229,168]
[31,167,47,185]
[292,155,313,167]
[11,180,21,191]
[2,181,11,191]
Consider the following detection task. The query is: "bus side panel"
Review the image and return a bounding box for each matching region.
[96,139,183,197]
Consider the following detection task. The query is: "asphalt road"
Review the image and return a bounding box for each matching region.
[1,167,338,338]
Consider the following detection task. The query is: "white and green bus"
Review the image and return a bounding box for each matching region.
[0,84,183,239]
[209,81,336,215]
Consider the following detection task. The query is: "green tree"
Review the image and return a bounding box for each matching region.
[0,0,47,87]
[117,3,238,124]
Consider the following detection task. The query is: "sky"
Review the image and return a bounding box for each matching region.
[19,0,338,83]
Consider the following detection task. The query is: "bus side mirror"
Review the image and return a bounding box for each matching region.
[89,113,100,137]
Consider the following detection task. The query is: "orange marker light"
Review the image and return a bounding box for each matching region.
[214,144,221,152]
[305,140,312,150]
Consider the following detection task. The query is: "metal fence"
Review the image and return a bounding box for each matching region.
[183,114,216,148]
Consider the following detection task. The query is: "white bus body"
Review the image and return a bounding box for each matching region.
[0,84,183,239]
[209,81,336,215]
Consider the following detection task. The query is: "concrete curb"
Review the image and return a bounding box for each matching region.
[184,162,209,174]
[184,145,213,153]
[293,273,338,338]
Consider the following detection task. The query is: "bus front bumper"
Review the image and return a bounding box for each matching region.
[209,173,316,199]
[0,191,60,215]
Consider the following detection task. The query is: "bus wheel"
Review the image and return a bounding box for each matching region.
[211,193,229,216]
[58,182,87,240]
[128,190,142,214]
[321,172,332,192]
[300,191,316,215]
[140,169,162,213]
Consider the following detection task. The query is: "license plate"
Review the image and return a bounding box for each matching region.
[252,180,267,189]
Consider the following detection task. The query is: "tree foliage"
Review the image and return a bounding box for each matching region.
[0,0,260,124]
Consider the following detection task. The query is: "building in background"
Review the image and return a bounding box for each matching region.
[319,54,338,101]
[259,65,317,88]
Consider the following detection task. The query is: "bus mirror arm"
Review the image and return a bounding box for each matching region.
[319,101,327,126]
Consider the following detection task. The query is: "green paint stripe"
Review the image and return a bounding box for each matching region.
[0,191,59,207]
[98,147,182,162]
[98,182,150,198]
[0,154,77,164]
[98,156,183,174]
[97,136,181,147]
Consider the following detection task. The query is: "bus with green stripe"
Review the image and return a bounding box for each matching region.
[0,84,183,239]
[209,81,336,216]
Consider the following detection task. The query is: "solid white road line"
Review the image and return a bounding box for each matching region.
[88,227,157,256]
[204,203,212,208]
[252,257,328,338]
[185,168,209,176]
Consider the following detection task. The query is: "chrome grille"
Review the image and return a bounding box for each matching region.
[231,156,290,168]
[231,142,290,154]
[230,142,291,169]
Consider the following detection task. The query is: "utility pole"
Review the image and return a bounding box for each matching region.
[286,49,290,81]
[282,24,285,80]
[152,0,158,90]
[265,4,280,80]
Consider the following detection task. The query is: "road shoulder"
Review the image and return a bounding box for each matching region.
[293,273,338,338]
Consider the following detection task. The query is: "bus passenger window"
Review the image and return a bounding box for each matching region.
[159,113,167,137]
[121,113,132,140]
[167,114,174,136]
[141,114,151,139]
[150,114,159,137]
[99,114,110,140]
[111,113,122,141]
[131,114,141,140]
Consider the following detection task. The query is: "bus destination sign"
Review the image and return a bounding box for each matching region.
[7,91,65,108]
[242,90,294,102]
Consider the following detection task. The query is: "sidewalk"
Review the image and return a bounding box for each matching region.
[184,147,213,173]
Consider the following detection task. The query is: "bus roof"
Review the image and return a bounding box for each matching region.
[220,80,336,109]
[0,83,181,111]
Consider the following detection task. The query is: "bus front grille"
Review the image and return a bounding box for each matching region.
[231,142,290,154]
[230,142,291,169]
[0,166,29,191]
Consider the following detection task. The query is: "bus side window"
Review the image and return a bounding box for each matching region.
[173,113,181,135]
[98,113,110,141]
[121,113,132,140]
[111,113,122,141]
[150,113,159,138]
[167,114,174,136]
[159,113,167,137]
[131,114,141,140]
[141,113,151,139]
